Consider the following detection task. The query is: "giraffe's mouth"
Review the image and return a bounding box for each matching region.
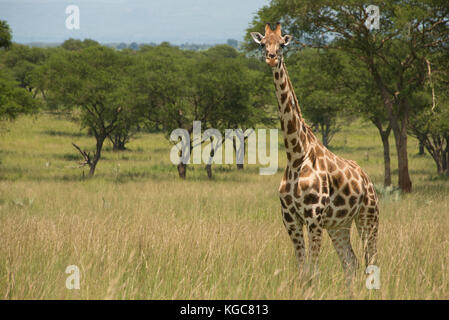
[266,57,278,67]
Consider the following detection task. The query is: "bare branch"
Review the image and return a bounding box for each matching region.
[71,143,92,168]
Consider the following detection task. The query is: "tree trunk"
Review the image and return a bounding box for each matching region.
[321,124,329,148]
[206,136,214,179]
[88,135,106,177]
[443,140,449,175]
[110,134,127,152]
[392,127,412,192]
[206,164,212,179]
[233,137,244,170]
[373,120,392,187]
[380,129,392,187]
[370,60,412,192]
[177,163,186,179]
[418,138,425,155]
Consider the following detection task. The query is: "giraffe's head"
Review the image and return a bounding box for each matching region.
[251,23,292,67]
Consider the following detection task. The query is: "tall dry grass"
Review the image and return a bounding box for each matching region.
[0,115,448,299]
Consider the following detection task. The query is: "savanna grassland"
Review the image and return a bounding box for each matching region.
[0,114,448,299]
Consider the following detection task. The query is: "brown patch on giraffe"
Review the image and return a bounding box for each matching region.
[326,206,334,217]
[280,120,284,131]
[293,142,301,153]
[288,169,292,180]
[275,72,279,80]
[280,80,287,91]
[283,211,293,223]
[336,209,348,218]
[304,208,313,218]
[280,69,284,79]
[293,171,298,180]
[284,195,292,205]
[300,165,312,177]
[349,195,358,207]
[287,152,291,161]
[289,206,296,214]
[293,183,300,198]
[291,138,297,145]
[342,183,351,196]
[326,158,337,172]
[351,180,360,194]
[368,207,376,214]
[304,193,319,205]
[344,169,352,180]
[331,171,344,189]
[285,182,291,193]
[314,146,324,157]
[333,195,346,206]
[281,92,288,104]
[287,119,297,134]
[284,138,289,149]
[299,179,309,191]
[292,157,303,168]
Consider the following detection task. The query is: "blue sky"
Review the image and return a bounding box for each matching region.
[0,0,270,43]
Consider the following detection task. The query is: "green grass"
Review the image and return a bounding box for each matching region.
[0,114,448,299]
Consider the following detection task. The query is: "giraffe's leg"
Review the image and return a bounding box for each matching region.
[305,218,323,279]
[327,226,359,282]
[281,208,306,272]
[355,204,379,267]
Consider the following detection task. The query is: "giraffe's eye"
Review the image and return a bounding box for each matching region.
[280,43,285,48]
[260,43,265,48]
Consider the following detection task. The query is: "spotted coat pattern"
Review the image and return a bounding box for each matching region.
[274,59,379,278]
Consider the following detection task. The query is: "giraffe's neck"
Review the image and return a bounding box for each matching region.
[272,60,314,165]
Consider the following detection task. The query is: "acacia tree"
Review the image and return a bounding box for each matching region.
[196,46,275,178]
[409,51,449,176]
[1,44,48,96]
[247,0,449,192]
[130,44,193,178]
[0,20,12,49]
[0,21,37,122]
[287,48,348,148]
[0,72,37,121]
[41,46,135,176]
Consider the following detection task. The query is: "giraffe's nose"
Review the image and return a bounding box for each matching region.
[268,53,276,59]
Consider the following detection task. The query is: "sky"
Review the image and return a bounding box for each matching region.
[0,0,270,44]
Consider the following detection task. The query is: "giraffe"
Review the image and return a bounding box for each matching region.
[251,23,379,281]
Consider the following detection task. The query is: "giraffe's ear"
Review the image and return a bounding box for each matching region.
[250,32,264,44]
[283,35,293,46]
